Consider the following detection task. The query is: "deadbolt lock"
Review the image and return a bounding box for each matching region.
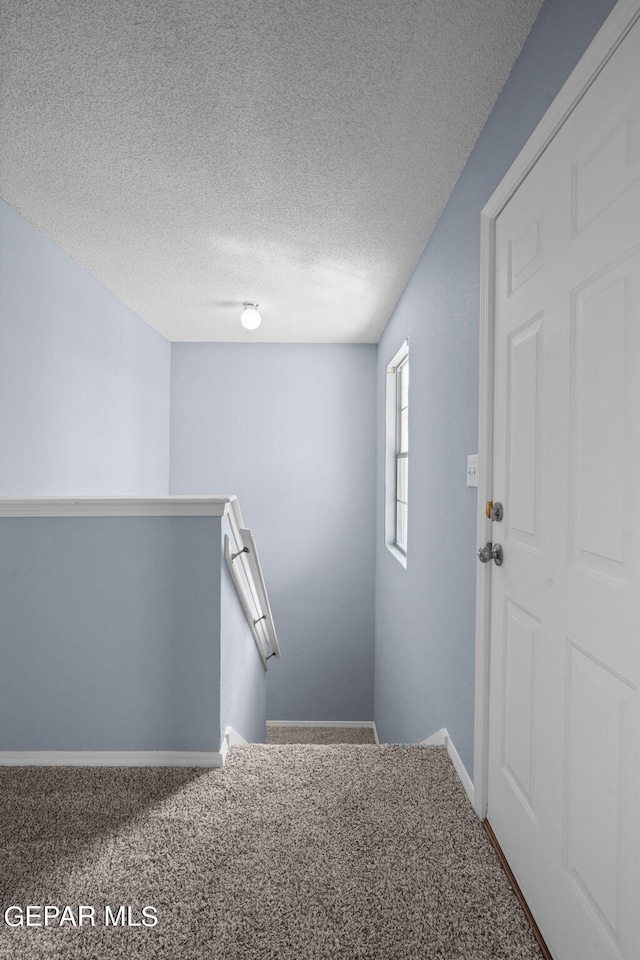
[485,500,504,522]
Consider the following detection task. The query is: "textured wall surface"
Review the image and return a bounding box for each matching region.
[219,518,267,746]
[0,200,170,495]
[0,517,221,751]
[374,0,618,776]
[170,343,377,722]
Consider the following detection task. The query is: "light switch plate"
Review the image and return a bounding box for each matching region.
[466,454,478,488]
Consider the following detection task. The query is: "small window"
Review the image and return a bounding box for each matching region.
[385,340,409,565]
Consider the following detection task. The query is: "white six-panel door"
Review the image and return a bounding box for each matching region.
[488,15,640,960]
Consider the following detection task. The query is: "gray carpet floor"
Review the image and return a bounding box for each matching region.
[266,724,376,744]
[0,746,542,959]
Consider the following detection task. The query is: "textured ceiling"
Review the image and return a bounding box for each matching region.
[0,0,542,342]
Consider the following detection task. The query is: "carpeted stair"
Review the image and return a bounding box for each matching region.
[266,724,376,744]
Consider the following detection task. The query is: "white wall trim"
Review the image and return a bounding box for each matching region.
[0,495,235,517]
[443,731,475,808]
[419,728,448,747]
[225,726,249,746]
[0,750,223,767]
[419,728,474,806]
[219,725,249,765]
[474,0,640,820]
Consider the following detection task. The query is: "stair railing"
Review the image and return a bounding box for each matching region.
[223,496,280,669]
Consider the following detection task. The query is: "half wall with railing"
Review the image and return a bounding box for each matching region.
[0,496,279,766]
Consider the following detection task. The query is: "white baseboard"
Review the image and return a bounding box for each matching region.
[267,720,379,743]
[0,750,223,768]
[419,728,475,807]
[219,725,248,764]
[419,728,448,747]
[444,732,475,807]
[0,726,252,769]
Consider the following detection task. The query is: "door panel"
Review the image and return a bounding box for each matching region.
[508,212,546,294]
[570,253,639,582]
[571,90,640,238]
[507,314,544,545]
[501,599,540,820]
[563,641,636,947]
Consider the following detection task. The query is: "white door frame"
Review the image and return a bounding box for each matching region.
[473,0,640,820]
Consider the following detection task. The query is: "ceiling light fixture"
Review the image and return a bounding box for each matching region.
[240,301,261,330]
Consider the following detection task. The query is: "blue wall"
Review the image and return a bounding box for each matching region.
[0,0,621,758]
[0,200,170,495]
[170,343,377,722]
[0,517,221,751]
[374,0,618,776]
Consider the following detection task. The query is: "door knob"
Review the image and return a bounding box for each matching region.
[477,541,504,566]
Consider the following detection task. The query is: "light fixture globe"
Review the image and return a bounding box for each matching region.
[240,301,261,330]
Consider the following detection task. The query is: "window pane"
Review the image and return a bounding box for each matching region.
[396,455,408,503]
[399,360,409,407]
[396,502,407,552]
[399,408,408,452]
[386,342,409,561]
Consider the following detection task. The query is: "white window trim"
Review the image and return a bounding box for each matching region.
[385,339,409,568]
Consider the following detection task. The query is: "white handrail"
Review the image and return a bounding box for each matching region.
[223,497,280,668]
